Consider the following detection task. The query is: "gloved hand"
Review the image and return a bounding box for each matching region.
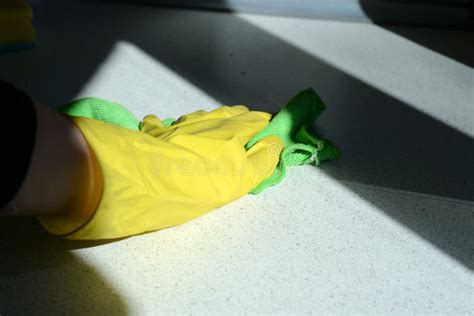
[39,106,283,240]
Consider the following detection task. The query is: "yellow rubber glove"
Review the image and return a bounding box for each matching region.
[38,106,283,240]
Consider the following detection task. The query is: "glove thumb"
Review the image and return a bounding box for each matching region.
[140,114,167,137]
[242,135,283,193]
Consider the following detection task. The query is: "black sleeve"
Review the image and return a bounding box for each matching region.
[0,80,37,207]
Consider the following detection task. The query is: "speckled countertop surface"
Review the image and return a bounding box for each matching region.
[0,0,473,314]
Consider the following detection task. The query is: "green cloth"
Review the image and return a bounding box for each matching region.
[58,89,340,195]
[57,97,141,131]
[162,117,177,127]
[246,88,340,194]
[57,97,176,129]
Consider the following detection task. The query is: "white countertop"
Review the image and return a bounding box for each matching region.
[0,0,472,314]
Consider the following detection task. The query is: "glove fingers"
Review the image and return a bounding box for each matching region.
[172,106,249,127]
[241,135,283,192]
[140,114,166,137]
[168,106,272,131]
[251,110,273,122]
[144,112,271,147]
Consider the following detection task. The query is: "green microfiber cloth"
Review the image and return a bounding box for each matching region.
[57,97,141,131]
[58,89,340,195]
[57,97,176,130]
[245,88,341,194]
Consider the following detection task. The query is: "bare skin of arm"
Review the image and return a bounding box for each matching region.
[0,102,102,218]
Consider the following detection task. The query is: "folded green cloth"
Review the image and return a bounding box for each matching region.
[246,88,340,193]
[57,89,340,194]
[57,97,141,131]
